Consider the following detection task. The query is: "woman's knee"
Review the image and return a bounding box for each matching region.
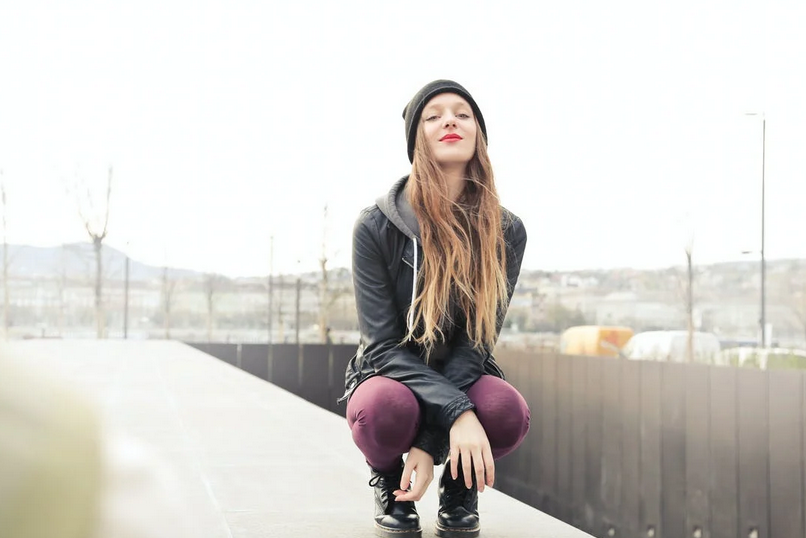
[347,376,421,438]
[467,376,530,456]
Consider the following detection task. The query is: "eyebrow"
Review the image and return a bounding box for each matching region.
[422,100,472,114]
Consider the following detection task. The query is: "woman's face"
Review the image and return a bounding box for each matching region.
[420,93,477,168]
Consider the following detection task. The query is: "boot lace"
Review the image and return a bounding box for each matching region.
[369,469,401,505]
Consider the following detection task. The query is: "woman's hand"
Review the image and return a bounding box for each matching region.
[393,447,434,502]
[449,410,494,492]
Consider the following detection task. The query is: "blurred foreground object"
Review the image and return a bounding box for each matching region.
[0,355,189,538]
[0,357,102,538]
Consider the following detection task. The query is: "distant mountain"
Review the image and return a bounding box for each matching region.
[2,243,352,284]
[6,242,802,288]
[2,243,202,282]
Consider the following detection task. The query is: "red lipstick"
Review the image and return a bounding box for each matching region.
[440,133,463,141]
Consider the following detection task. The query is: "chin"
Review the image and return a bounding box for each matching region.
[439,160,473,168]
[435,152,474,167]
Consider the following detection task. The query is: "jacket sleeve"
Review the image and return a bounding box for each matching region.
[441,215,528,392]
[352,210,474,431]
[410,424,450,465]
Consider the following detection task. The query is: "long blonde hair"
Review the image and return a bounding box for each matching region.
[404,117,509,357]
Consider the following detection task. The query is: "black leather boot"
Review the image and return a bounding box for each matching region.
[369,460,422,538]
[435,460,480,538]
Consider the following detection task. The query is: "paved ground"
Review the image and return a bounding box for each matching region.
[1,340,591,538]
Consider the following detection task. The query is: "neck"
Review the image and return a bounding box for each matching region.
[440,164,466,202]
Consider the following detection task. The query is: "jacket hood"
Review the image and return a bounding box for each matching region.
[376,175,421,335]
[375,176,420,241]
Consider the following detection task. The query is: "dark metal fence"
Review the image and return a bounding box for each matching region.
[188,342,803,538]
[186,342,354,418]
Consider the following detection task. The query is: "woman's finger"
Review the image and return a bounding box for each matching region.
[395,470,432,502]
[409,470,429,501]
[400,458,414,492]
[473,449,486,492]
[462,449,474,489]
[483,444,495,488]
[394,489,415,502]
[450,448,459,480]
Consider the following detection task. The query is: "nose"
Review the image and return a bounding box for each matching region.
[443,115,457,128]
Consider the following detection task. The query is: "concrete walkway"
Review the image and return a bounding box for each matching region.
[1,340,591,538]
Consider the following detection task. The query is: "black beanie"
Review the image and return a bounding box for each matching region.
[402,79,487,163]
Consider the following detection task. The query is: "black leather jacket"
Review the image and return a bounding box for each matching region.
[339,176,528,463]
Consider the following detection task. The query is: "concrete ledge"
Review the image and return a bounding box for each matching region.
[1,340,591,538]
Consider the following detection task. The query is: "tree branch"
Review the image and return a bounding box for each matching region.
[75,177,94,240]
[101,166,112,240]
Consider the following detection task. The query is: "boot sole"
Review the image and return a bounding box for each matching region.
[374,523,422,538]
[434,522,480,538]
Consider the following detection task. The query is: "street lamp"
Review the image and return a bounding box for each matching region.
[745,112,766,347]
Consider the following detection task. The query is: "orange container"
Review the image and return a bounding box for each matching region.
[559,325,634,357]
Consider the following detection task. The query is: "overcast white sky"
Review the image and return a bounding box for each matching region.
[0,1,803,278]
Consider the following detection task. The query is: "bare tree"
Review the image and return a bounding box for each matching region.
[529,290,548,330]
[203,273,218,342]
[318,205,330,342]
[317,204,350,343]
[162,266,177,339]
[685,242,694,363]
[75,166,113,338]
[0,174,21,339]
[671,251,695,360]
[674,216,696,362]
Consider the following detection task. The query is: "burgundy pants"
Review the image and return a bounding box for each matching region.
[347,375,530,472]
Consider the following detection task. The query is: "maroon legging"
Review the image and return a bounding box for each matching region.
[347,375,530,472]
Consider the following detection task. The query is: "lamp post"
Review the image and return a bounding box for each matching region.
[268,235,274,344]
[745,112,766,347]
